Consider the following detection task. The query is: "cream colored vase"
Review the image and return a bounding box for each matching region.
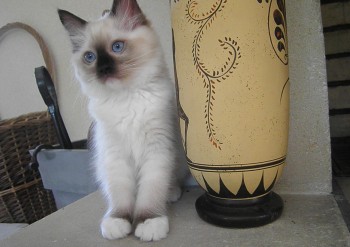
[171,0,289,227]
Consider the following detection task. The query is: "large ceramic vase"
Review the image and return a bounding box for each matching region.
[171,0,289,227]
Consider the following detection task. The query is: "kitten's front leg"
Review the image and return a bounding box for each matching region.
[133,152,173,241]
[98,156,135,240]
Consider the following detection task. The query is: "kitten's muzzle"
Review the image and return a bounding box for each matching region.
[97,64,116,82]
[96,48,116,81]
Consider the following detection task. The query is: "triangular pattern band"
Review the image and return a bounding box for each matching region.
[201,168,280,200]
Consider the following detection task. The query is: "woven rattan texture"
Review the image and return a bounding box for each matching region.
[0,112,58,223]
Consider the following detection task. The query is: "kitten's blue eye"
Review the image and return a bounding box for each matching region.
[84,52,96,63]
[112,41,125,53]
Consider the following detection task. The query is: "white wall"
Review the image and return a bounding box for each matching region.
[0,0,331,195]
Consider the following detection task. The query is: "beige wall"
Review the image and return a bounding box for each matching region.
[0,0,331,194]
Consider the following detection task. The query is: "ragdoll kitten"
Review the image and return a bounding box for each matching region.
[58,0,187,242]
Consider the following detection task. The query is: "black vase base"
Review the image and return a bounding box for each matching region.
[195,192,284,228]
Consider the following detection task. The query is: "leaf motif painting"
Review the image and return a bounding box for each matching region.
[185,0,241,150]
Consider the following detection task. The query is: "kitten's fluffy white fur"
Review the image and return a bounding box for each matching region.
[58,0,187,242]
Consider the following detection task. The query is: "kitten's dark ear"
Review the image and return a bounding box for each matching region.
[58,9,87,52]
[110,0,148,29]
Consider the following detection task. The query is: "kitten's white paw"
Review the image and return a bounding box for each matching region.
[135,216,169,241]
[100,217,131,240]
[168,186,182,203]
